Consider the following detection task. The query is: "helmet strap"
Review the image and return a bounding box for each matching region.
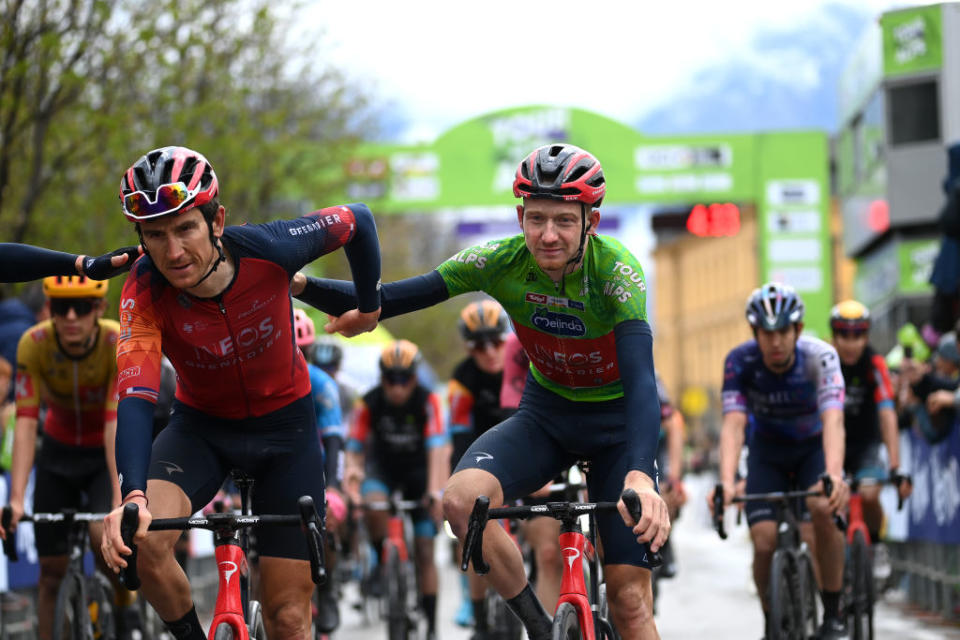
[188,231,226,290]
[559,203,591,297]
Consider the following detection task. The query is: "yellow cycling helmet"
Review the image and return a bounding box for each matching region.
[830,299,870,332]
[42,275,108,298]
[380,339,421,373]
[459,300,509,343]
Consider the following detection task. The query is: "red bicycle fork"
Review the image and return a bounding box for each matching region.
[556,530,597,640]
[382,516,409,563]
[846,493,871,546]
[209,541,250,639]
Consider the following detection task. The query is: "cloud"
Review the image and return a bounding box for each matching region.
[300,0,931,142]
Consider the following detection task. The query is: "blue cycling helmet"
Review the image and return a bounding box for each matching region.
[745,282,805,331]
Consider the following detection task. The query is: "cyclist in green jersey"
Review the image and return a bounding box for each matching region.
[294,144,667,640]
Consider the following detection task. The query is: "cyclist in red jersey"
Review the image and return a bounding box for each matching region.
[98,146,382,640]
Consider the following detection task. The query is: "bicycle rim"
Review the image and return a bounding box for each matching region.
[550,602,583,640]
[213,623,235,640]
[248,600,267,640]
[89,573,117,640]
[53,572,89,640]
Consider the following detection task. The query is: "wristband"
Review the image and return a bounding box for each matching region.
[122,490,149,508]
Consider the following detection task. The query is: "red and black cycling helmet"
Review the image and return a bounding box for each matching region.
[120,146,219,222]
[513,144,606,207]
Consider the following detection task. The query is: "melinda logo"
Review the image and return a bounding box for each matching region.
[531,308,585,337]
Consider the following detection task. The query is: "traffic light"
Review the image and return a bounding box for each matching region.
[686,203,741,237]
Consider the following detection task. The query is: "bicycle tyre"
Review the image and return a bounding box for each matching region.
[767,551,799,640]
[551,602,583,640]
[797,552,820,640]
[384,545,409,640]
[88,572,117,640]
[248,600,267,640]
[53,571,89,640]
[213,623,235,640]
[850,531,875,640]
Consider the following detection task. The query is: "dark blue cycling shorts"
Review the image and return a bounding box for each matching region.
[454,375,657,569]
[148,393,324,560]
[745,432,824,525]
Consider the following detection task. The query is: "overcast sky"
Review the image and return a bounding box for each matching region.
[300,0,928,143]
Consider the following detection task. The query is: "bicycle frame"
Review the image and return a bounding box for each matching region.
[462,490,659,640]
[557,518,599,640]
[210,531,253,638]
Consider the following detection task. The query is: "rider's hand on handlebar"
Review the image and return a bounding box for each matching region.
[618,473,670,553]
[820,473,849,514]
[706,481,736,517]
[0,500,24,540]
[101,495,152,574]
[323,308,380,338]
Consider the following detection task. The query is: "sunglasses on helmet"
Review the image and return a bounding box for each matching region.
[122,181,201,220]
[50,298,97,317]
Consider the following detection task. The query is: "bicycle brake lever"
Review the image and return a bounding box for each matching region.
[621,489,664,568]
[1,506,18,562]
[119,502,141,590]
[461,496,490,575]
[298,496,327,585]
[712,485,727,540]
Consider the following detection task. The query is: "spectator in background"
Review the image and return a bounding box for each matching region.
[0,284,44,403]
[916,332,960,443]
[0,356,13,471]
[929,141,960,336]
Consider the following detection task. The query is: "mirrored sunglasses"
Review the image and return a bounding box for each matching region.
[123,182,200,220]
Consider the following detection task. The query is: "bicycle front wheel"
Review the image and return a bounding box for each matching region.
[850,531,875,640]
[551,602,583,640]
[797,551,820,639]
[384,545,410,640]
[53,572,89,640]
[213,623,235,640]
[88,572,117,640]
[767,551,800,640]
[248,600,267,640]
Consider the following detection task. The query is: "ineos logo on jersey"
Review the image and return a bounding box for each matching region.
[562,546,580,569]
[193,317,275,359]
[530,308,585,337]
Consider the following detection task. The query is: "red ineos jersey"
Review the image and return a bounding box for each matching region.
[117,206,363,419]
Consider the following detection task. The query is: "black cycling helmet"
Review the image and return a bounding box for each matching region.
[745,282,805,331]
[313,340,343,370]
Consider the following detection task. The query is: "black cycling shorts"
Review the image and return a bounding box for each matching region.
[454,376,657,569]
[34,438,111,557]
[745,432,824,525]
[148,394,324,560]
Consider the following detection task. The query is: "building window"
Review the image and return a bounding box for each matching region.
[887,79,940,145]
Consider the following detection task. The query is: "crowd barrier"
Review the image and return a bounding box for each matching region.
[888,421,960,620]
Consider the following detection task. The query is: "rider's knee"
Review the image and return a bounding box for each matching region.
[535,539,562,574]
[137,531,178,573]
[265,600,309,638]
[608,579,654,629]
[37,565,65,592]
[751,528,777,558]
[806,496,832,523]
[442,490,473,537]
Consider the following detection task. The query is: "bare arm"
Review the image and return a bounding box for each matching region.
[666,411,685,483]
[878,406,899,470]
[3,416,39,534]
[719,411,747,489]
[820,407,845,478]
[427,443,451,497]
